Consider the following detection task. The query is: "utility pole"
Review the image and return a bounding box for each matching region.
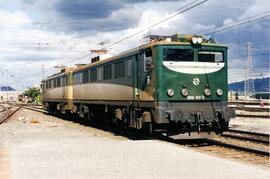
[244,42,255,99]
[41,64,45,80]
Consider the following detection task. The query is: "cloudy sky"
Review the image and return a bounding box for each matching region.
[0,0,269,90]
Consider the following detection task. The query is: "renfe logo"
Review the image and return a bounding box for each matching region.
[193,78,200,86]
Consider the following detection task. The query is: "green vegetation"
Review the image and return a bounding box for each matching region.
[24,87,41,104]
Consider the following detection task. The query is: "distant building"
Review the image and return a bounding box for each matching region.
[0,86,22,102]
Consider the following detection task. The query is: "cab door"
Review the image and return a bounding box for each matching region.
[132,49,153,105]
[61,76,66,100]
[132,54,140,106]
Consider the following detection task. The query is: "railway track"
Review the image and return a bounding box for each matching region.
[156,133,269,167]
[207,138,269,156]
[180,139,269,167]
[211,129,270,157]
[20,104,46,113]
[0,104,9,124]
[161,136,269,156]
[0,104,21,124]
[235,114,269,118]
[221,129,269,145]
[229,101,270,117]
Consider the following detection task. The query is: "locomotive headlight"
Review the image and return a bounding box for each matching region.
[216,89,223,96]
[167,89,174,97]
[192,37,203,44]
[181,88,189,97]
[197,37,203,44]
[192,37,198,44]
[204,88,211,96]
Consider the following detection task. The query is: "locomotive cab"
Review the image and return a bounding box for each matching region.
[148,34,235,135]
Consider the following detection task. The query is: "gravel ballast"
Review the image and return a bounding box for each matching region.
[0,109,269,179]
[229,116,270,134]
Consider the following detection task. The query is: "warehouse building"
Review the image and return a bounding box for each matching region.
[0,86,21,102]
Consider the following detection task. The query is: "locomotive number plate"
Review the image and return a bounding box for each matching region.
[187,96,205,100]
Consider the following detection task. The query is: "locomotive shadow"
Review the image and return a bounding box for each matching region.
[48,113,217,147]
[168,139,215,148]
[51,113,151,140]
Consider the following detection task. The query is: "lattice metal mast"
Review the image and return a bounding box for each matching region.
[244,42,255,98]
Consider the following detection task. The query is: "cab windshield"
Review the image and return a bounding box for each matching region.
[163,49,193,61]
[163,48,224,62]
[198,51,223,62]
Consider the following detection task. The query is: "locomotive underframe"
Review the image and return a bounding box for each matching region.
[151,101,234,134]
[43,99,234,134]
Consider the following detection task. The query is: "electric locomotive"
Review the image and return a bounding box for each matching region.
[42,34,235,136]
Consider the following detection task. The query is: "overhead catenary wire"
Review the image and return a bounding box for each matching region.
[70,0,208,64]
[206,15,270,35]
[195,11,270,83]
[23,0,208,79]
[14,2,270,85]
[52,8,270,68]
[24,3,270,81]
[196,11,270,35]
[229,52,270,59]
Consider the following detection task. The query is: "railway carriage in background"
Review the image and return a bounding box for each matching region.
[42,34,235,136]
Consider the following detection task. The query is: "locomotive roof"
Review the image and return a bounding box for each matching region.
[72,41,227,73]
[45,38,227,80]
[46,67,73,80]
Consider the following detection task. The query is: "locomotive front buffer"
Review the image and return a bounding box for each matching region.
[153,103,235,136]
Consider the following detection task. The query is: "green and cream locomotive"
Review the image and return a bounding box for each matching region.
[42,34,235,136]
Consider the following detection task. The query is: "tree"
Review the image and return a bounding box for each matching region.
[24,87,41,104]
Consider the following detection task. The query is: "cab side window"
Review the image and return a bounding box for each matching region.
[144,49,153,72]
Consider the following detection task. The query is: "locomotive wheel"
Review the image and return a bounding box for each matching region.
[48,103,57,115]
[122,112,130,129]
[84,112,92,123]
[138,122,153,134]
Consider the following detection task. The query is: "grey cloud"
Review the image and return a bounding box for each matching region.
[212,19,270,73]
[54,0,179,20]
[40,5,141,35]
[185,0,255,26]
[55,0,123,20]
[21,0,179,15]
[27,0,180,33]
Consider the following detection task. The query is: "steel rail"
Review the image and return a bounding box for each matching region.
[206,139,270,156]
[21,105,47,113]
[235,114,269,118]
[150,133,270,157]
[0,104,9,124]
[227,129,269,137]
[0,104,21,124]
[221,133,269,145]
[0,106,6,113]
